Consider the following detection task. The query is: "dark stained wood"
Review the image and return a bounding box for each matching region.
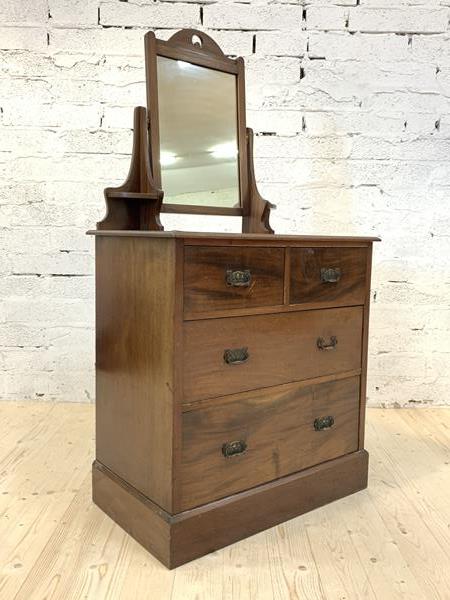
[183,300,363,321]
[93,450,369,569]
[183,245,284,315]
[242,128,275,234]
[155,30,239,73]
[181,369,362,413]
[180,376,360,510]
[171,449,368,568]
[93,460,171,567]
[92,25,379,570]
[358,243,374,449]
[88,230,380,243]
[163,28,228,58]
[183,306,363,402]
[283,246,291,304]
[144,30,252,220]
[236,57,249,218]
[95,236,178,512]
[290,246,368,305]
[98,106,163,231]
[171,239,185,510]
[161,205,242,216]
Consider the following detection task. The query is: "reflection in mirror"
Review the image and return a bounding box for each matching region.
[157,56,240,207]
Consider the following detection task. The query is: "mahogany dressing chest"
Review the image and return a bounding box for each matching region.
[89,29,379,568]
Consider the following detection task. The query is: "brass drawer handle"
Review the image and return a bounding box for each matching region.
[317,336,337,351]
[222,440,247,458]
[226,269,252,287]
[314,416,335,431]
[321,267,341,283]
[224,347,249,365]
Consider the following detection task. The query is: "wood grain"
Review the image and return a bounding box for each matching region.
[183,306,363,402]
[95,236,178,512]
[358,242,373,448]
[89,230,380,243]
[290,246,368,305]
[180,376,360,510]
[1,404,449,597]
[171,449,369,568]
[183,245,284,315]
[93,449,369,569]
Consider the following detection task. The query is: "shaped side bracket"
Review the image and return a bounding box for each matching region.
[97,106,164,231]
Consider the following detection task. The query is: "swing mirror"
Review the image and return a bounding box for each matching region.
[145,30,248,215]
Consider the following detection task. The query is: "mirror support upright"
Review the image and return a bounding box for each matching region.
[242,128,275,234]
[97,106,164,231]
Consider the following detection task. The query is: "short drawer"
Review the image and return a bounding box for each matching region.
[180,376,360,510]
[290,247,367,305]
[183,306,363,402]
[183,246,284,316]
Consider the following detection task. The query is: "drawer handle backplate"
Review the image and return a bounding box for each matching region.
[314,416,335,431]
[321,267,341,283]
[224,347,249,365]
[226,269,252,287]
[317,336,338,351]
[222,440,247,458]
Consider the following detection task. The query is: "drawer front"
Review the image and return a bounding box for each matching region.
[180,376,360,510]
[290,247,367,305]
[183,306,363,402]
[184,246,284,315]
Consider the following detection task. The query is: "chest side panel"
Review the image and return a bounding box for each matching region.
[95,236,177,512]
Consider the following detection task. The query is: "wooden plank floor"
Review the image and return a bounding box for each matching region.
[0,404,448,600]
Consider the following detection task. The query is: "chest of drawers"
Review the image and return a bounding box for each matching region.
[91,230,378,568]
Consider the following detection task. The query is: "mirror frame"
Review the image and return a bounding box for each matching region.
[144,30,249,217]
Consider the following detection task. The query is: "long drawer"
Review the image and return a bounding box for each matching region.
[183,306,363,402]
[180,375,360,510]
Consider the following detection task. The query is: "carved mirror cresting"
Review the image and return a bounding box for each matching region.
[98,29,274,233]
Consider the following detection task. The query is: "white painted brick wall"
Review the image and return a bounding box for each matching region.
[1,1,449,406]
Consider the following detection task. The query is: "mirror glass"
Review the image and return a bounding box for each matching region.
[157,56,240,207]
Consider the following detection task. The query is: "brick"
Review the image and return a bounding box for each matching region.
[0,0,48,24]
[348,7,448,34]
[99,1,200,28]
[203,4,303,30]
[3,297,92,326]
[307,0,357,5]
[102,105,135,129]
[49,0,99,26]
[302,111,409,137]
[308,32,411,61]
[254,134,353,160]
[247,109,305,135]
[306,7,349,31]
[365,91,449,113]
[0,274,93,300]
[50,27,145,55]
[245,57,302,85]
[1,101,103,128]
[256,31,308,57]
[0,27,47,51]
[411,35,450,66]
[350,136,450,161]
